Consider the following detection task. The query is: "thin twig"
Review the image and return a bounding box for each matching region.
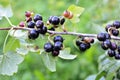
[0,27,120,40]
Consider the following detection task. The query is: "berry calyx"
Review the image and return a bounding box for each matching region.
[44,42,53,52]
[53,36,64,43]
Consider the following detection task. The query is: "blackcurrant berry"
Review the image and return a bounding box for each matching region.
[101,42,108,50]
[117,46,120,53]
[48,16,53,23]
[110,42,117,50]
[39,26,47,34]
[107,50,115,57]
[105,33,111,39]
[52,50,59,57]
[60,18,65,25]
[44,42,53,52]
[28,29,39,39]
[85,43,91,49]
[76,40,82,46]
[112,29,119,36]
[27,21,35,28]
[79,43,87,51]
[51,16,60,25]
[34,14,42,22]
[35,20,44,28]
[97,33,106,41]
[115,53,120,60]
[54,41,63,51]
[90,38,94,43]
[113,20,120,29]
[105,24,112,32]
[103,39,111,48]
[53,36,64,43]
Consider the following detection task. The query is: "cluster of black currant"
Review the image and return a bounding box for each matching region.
[76,37,94,51]
[97,20,120,59]
[44,36,64,57]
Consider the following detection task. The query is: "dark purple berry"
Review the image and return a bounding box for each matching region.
[34,14,42,22]
[35,20,44,28]
[76,40,82,46]
[107,50,115,57]
[90,39,94,43]
[115,53,120,60]
[110,42,117,50]
[113,21,120,28]
[105,33,111,39]
[44,42,53,52]
[79,43,87,51]
[53,36,64,43]
[103,39,111,48]
[60,18,65,25]
[26,17,32,22]
[97,33,106,41]
[52,50,59,56]
[85,43,91,49]
[105,24,112,32]
[118,46,120,53]
[28,29,39,39]
[27,21,35,28]
[51,16,60,25]
[39,26,47,34]
[54,41,63,51]
[48,16,53,23]
[101,42,108,50]
[112,29,119,36]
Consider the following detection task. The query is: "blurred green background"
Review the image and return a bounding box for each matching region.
[0,0,120,80]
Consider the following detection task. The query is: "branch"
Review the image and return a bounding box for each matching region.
[0,27,120,40]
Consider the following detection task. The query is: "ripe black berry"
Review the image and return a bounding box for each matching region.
[48,16,53,23]
[35,20,44,28]
[110,42,117,50]
[60,18,65,25]
[28,29,39,39]
[115,54,120,60]
[97,33,106,41]
[101,42,108,50]
[38,26,47,34]
[113,21,120,29]
[51,16,60,25]
[54,41,63,51]
[105,33,111,39]
[103,39,111,48]
[52,50,59,57]
[48,27,55,31]
[79,43,87,51]
[27,21,35,28]
[90,38,94,43]
[107,50,115,57]
[105,24,112,32]
[34,14,42,22]
[85,43,91,49]
[112,29,119,36]
[44,42,53,52]
[117,46,120,53]
[53,36,63,43]
[76,40,82,46]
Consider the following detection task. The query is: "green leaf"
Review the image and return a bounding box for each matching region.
[68,5,84,23]
[0,4,13,20]
[95,71,106,80]
[0,0,10,7]
[0,52,24,76]
[40,51,56,72]
[59,48,77,60]
[5,37,20,53]
[85,75,96,80]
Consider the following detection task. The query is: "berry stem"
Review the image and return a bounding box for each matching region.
[0,27,120,40]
